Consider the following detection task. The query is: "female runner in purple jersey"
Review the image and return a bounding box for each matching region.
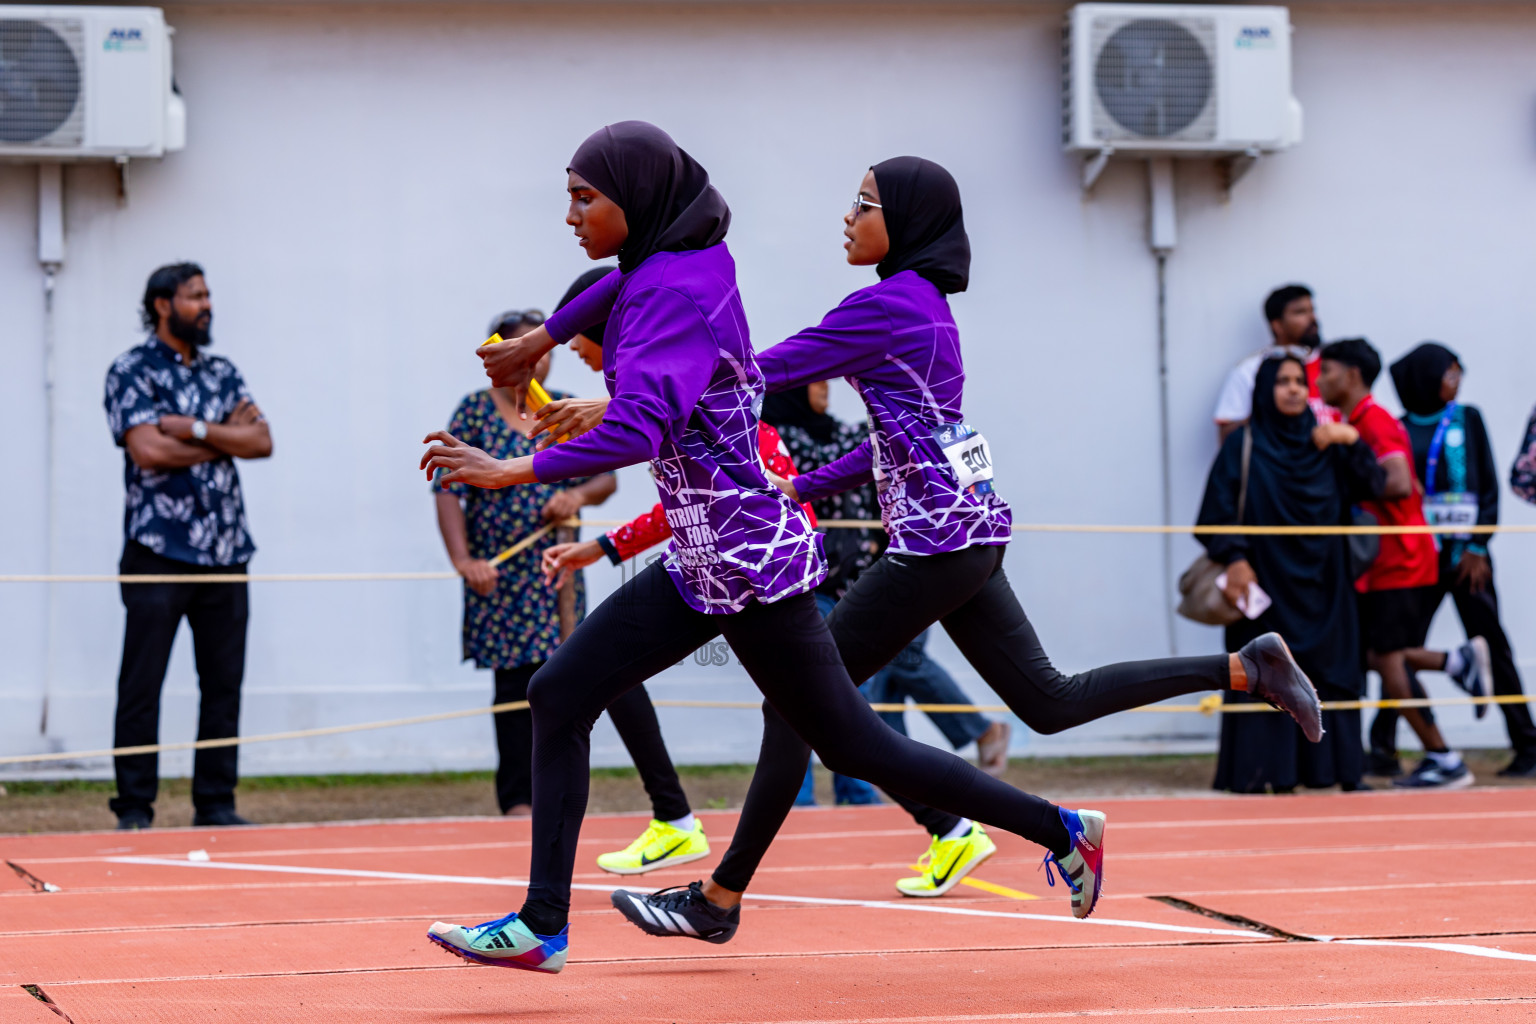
[419,123,1110,974]
[606,157,1326,943]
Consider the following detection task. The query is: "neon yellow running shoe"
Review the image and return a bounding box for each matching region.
[596,819,709,876]
[895,822,997,897]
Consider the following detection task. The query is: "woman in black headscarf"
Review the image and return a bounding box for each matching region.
[1385,343,1536,778]
[1198,355,1387,793]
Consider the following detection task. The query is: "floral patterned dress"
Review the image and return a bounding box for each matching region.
[433,389,597,670]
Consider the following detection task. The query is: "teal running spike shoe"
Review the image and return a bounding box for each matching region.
[1040,807,1106,920]
[427,912,568,973]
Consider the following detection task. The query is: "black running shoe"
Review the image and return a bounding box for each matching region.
[1498,754,1536,779]
[1238,633,1324,743]
[1366,748,1403,777]
[610,881,739,944]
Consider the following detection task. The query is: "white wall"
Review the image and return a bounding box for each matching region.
[3,2,1533,779]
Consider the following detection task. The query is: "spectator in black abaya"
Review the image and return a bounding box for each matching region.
[1197,356,1386,793]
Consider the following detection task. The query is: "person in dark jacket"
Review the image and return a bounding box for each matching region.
[1376,343,1536,778]
[1197,356,1386,792]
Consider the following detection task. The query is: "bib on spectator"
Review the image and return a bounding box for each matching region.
[1423,491,1477,547]
[932,423,995,494]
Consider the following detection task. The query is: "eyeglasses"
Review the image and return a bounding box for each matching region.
[850,196,883,219]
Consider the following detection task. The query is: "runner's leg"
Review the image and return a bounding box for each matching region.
[518,561,719,934]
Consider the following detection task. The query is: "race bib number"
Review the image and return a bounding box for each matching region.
[932,423,995,494]
[1423,492,1477,546]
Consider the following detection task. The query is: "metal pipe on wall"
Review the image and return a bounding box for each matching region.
[1148,158,1177,657]
[38,163,65,735]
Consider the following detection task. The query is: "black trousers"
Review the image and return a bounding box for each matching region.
[492,664,690,820]
[521,560,1065,920]
[711,544,1231,892]
[1370,556,1536,757]
[111,541,248,821]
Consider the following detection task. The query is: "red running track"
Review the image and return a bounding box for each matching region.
[3,788,1535,1022]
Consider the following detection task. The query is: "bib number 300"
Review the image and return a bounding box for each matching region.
[932,423,995,494]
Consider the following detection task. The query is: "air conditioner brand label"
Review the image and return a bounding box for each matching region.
[104,27,148,52]
[1235,26,1276,49]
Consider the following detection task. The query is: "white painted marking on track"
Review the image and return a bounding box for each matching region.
[1334,938,1536,963]
[108,856,1256,938]
[767,996,1536,1022]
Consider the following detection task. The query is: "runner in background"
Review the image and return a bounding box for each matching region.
[1213,284,1337,442]
[1316,339,1472,788]
[1381,343,1536,778]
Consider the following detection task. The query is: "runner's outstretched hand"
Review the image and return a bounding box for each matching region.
[542,540,605,589]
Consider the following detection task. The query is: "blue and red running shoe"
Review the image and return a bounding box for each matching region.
[1040,807,1106,919]
[427,912,568,974]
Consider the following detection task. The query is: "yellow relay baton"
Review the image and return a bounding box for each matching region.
[482,333,569,442]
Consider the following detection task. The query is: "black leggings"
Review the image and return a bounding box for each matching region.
[711,544,1230,892]
[520,560,1066,926]
[493,668,690,819]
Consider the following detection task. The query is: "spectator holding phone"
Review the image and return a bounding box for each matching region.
[1196,355,1384,793]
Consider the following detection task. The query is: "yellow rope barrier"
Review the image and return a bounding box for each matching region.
[2,693,1531,767]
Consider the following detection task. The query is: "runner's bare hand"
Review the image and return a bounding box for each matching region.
[421,431,509,487]
[533,397,609,450]
[542,540,604,589]
[480,325,555,416]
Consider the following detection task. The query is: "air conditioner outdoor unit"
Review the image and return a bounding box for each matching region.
[0,5,184,161]
[1063,3,1301,156]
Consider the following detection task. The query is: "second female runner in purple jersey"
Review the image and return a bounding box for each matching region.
[418,122,1113,973]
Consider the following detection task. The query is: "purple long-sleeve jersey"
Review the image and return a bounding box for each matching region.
[756,271,1012,555]
[533,245,824,613]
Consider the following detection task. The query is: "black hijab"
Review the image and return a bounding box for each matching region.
[568,121,730,273]
[555,265,617,346]
[1246,356,1337,529]
[1390,342,1459,416]
[761,386,838,444]
[870,156,971,294]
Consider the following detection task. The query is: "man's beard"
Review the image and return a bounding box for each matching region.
[1297,322,1321,350]
[167,309,213,349]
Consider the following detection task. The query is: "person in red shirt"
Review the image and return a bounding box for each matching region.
[1317,339,1471,788]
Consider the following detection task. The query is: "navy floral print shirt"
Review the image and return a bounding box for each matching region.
[434,389,599,670]
[103,336,256,566]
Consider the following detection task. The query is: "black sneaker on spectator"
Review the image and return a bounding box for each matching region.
[192,808,252,827]
[116,809,152,831]
[1393,758,1473,789]
[1498,753,1536,778]
[1448,637,1492,720]
[1366,749,1402,777]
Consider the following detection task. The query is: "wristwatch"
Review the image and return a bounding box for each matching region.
[191,420,208,441]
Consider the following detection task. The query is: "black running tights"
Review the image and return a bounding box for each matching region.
[711,544,1230,892]
[519,560,1066,927]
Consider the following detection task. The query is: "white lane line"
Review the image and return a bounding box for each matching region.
[770,996,1536,1023]
[1333,938,1536,963]
[107,856,1256,939]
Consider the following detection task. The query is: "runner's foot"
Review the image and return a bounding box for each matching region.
[596,819,709,875]
[896,823,997,897]
[1040,808,1106,920]
[427,912,568,973]
[976,721,1012,777]
[611,881,740,943]
[1448,638,1492,720]
[1393,757,1474,790]
[1238,633,1325,742]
